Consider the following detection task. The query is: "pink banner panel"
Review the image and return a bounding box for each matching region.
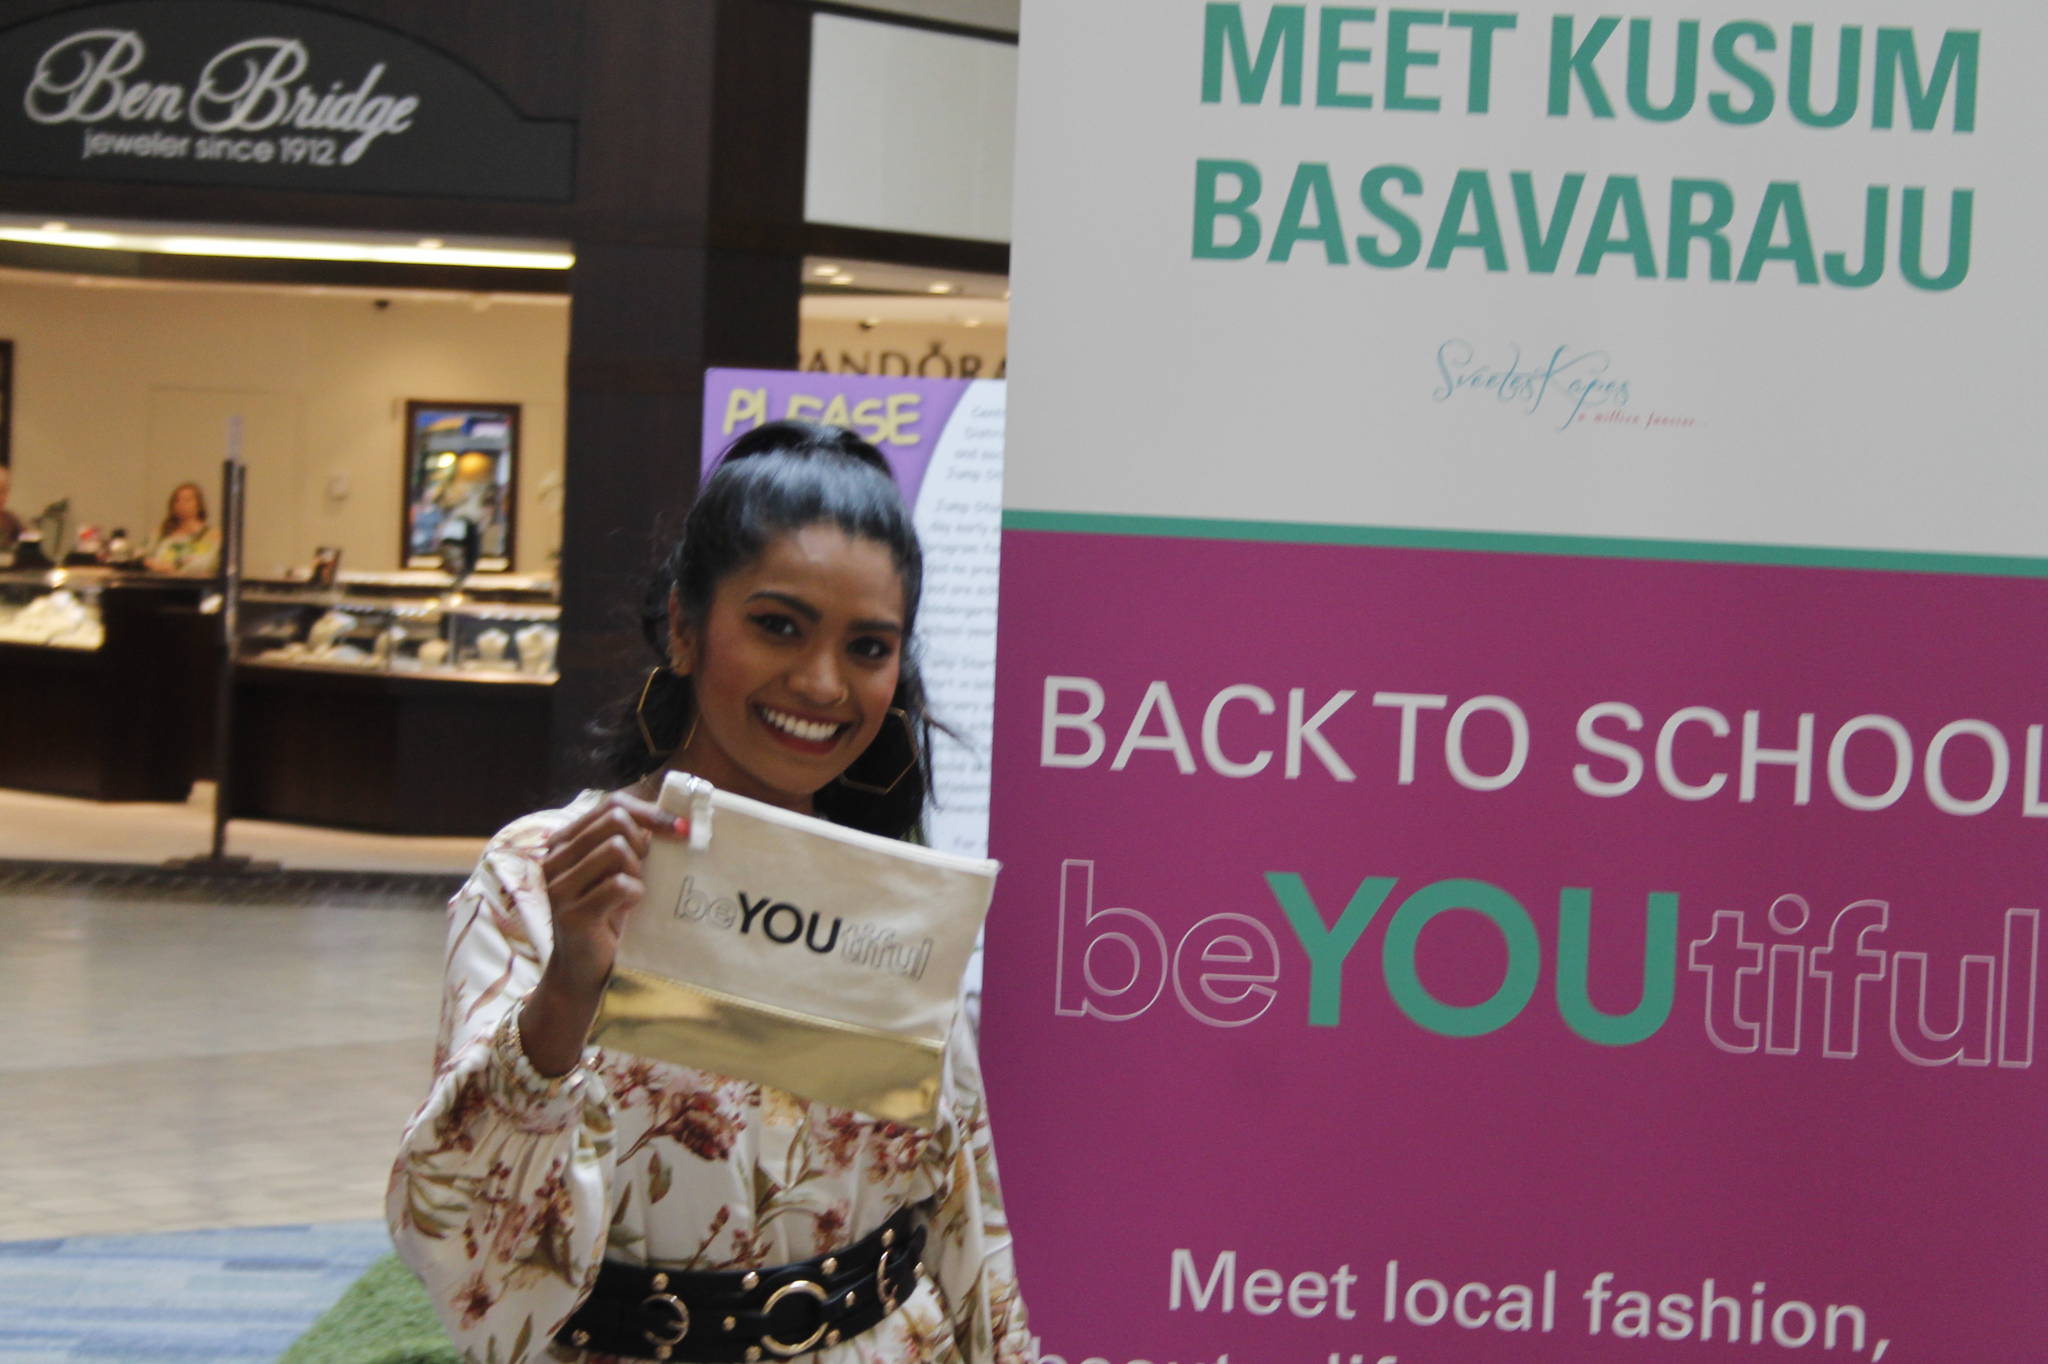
[985,525,2045,1364]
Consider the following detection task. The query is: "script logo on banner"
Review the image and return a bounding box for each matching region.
[1432,340,1635,431]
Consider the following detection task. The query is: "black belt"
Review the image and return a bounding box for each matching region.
[558,1204,927,1361]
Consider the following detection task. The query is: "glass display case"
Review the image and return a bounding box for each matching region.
[0,568,108,650]
[0,568,214,802]
[236,572,559,683]
[227,571,558,835]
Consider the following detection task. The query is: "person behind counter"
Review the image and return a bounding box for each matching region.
[388,421,1032,1364]
[142,482,221,576]
[0,466,23,552]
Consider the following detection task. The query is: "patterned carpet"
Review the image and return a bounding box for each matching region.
[0,1222,393,1363]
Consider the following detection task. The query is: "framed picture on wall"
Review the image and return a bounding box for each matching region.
[402,400,518,573]
[0,340,13,467]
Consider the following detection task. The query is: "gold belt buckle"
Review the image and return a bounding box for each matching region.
[876,1247,900,1313]
[761,1279,829,1358]
[642,1290,692,1357]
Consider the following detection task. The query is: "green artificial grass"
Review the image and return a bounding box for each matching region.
[277,1252,462,1364]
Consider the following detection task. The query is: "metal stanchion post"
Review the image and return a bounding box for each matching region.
[168,417,278,874]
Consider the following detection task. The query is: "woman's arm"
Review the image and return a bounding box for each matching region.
[387,820,614,1359]
[387,793,679,1361]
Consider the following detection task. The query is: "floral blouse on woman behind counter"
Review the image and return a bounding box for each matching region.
[387,795,1034,1364]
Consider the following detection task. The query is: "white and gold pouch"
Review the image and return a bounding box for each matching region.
[589,772,998,1130]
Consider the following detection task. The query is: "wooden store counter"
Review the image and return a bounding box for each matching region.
[0,570,214,803]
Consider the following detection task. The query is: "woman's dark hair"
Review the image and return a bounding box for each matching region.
[160,481,208,538]
[592,420,934,839]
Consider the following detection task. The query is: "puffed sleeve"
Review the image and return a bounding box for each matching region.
[386,804,617,1362]
[925,1017,1035,1364]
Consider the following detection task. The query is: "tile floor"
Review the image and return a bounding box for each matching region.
[0,787,472,1242]
[0,783,484,876]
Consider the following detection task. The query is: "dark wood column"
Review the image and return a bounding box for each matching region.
[553,0,812,793]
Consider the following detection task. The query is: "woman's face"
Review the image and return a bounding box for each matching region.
[669,523,906,812]
[171,485,203,523]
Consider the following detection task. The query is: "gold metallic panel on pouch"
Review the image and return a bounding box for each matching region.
[592,968,948,1129]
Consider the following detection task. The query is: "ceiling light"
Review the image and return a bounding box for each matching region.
[153,235,572,268]
[828,274,853,285]
[0,222,570,270]
[813,264,841,277]
[964,318,983,328]
[927,282,956,294]
[41,220,67,232]
[0,226,119,249]
[417,237,445,249]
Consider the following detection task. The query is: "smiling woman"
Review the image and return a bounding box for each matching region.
[667,523,907,812]
[619,421,936,836]
[387,422,1030,1364]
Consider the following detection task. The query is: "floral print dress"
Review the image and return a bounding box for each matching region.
[388,796,1033,1364]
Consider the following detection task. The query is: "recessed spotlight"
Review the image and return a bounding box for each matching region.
[813,264,841,277]
[828,274,853,285]
[41,220,68,233]
[417,237,445,249]
[928,282,956,295]
[964,318,983,328]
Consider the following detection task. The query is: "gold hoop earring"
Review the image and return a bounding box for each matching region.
[636,668,698,759]
[836,707,919,795]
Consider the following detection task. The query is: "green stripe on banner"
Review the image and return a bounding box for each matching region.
[1001,510,2048,579]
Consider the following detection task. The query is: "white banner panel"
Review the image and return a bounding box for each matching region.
[1006,1,2042,558]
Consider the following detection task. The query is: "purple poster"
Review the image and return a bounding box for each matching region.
[702,369,979,508]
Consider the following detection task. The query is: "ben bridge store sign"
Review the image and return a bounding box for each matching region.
[0,1,572,200]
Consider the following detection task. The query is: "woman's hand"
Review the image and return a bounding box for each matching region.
[519,791,685,1077]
